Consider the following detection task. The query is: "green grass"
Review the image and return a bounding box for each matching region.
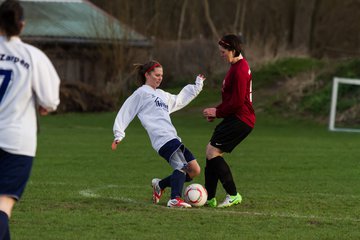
[299,58,360,116]
[252,57,323,89]
[11,112,360,239]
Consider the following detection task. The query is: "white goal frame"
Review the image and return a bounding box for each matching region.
[329,77,360,133]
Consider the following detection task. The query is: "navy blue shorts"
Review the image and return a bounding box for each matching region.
[210,116,253,153]
[0,149,33,200]
[158,139,195,163]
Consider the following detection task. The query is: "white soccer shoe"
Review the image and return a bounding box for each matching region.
[217,193,242,208]
[151,178,164,204]
[167,197,192,208]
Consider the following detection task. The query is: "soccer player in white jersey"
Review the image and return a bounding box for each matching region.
[0,1,60,239]
[112,60,205,208]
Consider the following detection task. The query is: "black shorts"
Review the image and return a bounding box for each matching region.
[210,116,252,153]
[0,149,33,200]
[159,138,195,162]
[158,138,195,171]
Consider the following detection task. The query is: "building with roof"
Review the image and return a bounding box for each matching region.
[13,0,152,91]
[6,0,153,111]
[20,0,151,46]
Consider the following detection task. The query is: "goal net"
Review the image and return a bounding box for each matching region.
[329,77,360,132]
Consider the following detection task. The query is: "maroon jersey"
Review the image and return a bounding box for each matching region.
[216,58,255,128]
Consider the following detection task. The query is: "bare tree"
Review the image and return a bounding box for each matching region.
[292,0,319,52]
[232,0,248,36]
[309,0,321,54]
[232,1,242,33]
[176,0,189,65]
[239,0,248,34]
[203,0,219,39]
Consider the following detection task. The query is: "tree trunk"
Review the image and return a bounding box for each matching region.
[239,0,248,35]
[203,0,219,39]
[293,0,319,52]
[175,0,189,67]
[232,0,241,33]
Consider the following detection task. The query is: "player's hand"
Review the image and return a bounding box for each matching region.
[111,140,120,150]
[196,74,206,82]
[38,106,49,116]
[203,108,216,118]
[206,116,215,122]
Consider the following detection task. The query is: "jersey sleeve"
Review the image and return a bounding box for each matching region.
[30,47,60,112]
[164,77,204,113]
[113,92,142,142]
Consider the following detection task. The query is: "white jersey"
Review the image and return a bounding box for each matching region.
[113,78,204,152]
[0,36,60,157]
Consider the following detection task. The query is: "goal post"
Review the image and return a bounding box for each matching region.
[329,77,360,133]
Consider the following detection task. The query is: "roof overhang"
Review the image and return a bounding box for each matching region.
[16,0,152,47]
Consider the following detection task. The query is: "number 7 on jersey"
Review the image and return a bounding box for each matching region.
[0,69,13,104]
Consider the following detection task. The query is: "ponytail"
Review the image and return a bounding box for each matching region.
[133,60,162,85]
[0,0,24,38]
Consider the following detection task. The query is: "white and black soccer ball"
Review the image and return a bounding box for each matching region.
[184,183,208,207]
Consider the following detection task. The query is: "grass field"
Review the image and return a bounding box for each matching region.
[11,111,360,239]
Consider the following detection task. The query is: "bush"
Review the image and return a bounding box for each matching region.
[299,59,360,116]
[253,57,322,88]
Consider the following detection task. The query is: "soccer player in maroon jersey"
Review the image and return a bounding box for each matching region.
[203,34,255,208]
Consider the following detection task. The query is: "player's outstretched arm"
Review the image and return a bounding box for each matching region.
[167,74,206,113]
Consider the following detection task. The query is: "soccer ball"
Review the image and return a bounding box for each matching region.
[184,183,208,207]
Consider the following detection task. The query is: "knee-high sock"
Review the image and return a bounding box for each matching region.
[170,170,186,199]
[159,173,192,190]
[3,228,10,240]
[159,175,171,189]
[0,210,10,240]
[210,156,237,196]
[205,158,219,199]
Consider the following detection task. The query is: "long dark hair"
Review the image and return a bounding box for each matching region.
[218,34,243,57]
[0,0,24,38]
[133,60,162,84]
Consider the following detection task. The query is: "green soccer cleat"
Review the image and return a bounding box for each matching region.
[217,193,242,208]
[206,197,217,208]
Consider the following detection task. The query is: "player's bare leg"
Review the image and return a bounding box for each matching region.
[0,196,16,239]
[0,196,16,218]
[186,160,201,179]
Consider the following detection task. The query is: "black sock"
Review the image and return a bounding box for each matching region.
[0,210,10,240]
[205,158,219,199]
[170,170,186,199]
[159,172,192,191]
[211,156,237,196]
[3,228,10,240]
[160,172,192,191]
[159,175,171,189]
